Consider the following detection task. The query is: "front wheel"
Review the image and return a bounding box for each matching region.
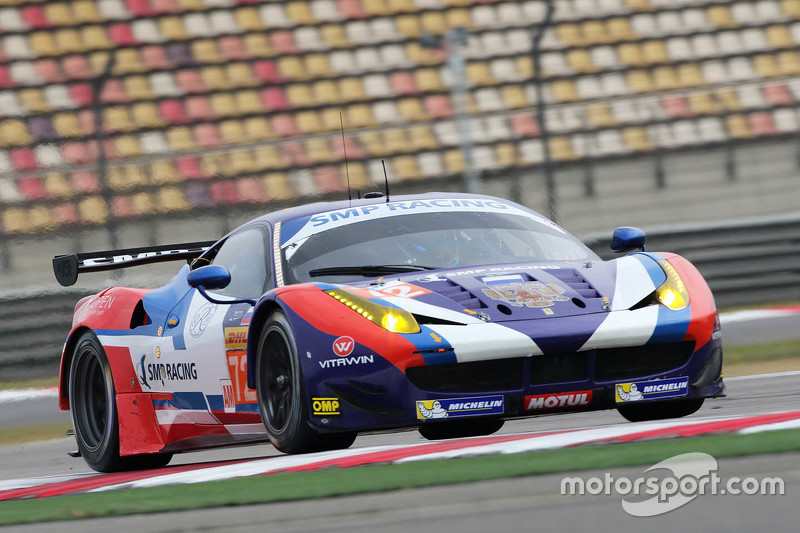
[255,312,356,454]
[617,398,705,423]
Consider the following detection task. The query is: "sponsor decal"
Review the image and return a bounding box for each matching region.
[75,294,116,322]
[318,355,374,369]
[416,395,504,420]
[482,281,569,308]
[615,377,689,403]
[333,336,355,357]
[525,390,593,411]
[241,309,253,325]
[225,327,248,350]
[189,302,216,337]
[220,379,235,413]
[226,350,256,404]
[312,397,340,416]
[137,354,150,389]
[137,355,198,388]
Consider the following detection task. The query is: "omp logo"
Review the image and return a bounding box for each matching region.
[332,336,355,357]
[525,391,593,411]
[312,397,340,416]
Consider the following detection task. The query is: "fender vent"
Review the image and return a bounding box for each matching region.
[440,280,487,310]
[550,270,601,300]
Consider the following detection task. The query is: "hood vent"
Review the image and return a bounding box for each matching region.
[549,270,601,300]
[440,280,487,310]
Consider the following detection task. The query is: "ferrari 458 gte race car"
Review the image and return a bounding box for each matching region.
[53,193,725,472]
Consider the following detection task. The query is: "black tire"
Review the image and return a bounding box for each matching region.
[255,312,356,454]
[617,398,705,423]
[419,418,505,441]
[69,331,172,472]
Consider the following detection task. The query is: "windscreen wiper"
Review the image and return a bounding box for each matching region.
[308,265,437,277]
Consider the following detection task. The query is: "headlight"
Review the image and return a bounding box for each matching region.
[325,289,420,333]
[655,259,690,310]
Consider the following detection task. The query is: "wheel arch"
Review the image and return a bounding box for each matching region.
[246,297,285,389]
[59,326,91,410]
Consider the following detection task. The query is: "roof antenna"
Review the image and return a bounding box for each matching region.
[381,159,390,203]
[340,112,352,206]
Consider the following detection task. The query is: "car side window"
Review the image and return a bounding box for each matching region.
[208,226,270,299]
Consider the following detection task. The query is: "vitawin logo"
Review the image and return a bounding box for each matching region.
[332,336,355,357]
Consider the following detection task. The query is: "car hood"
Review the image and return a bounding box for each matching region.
[332,254,667,324]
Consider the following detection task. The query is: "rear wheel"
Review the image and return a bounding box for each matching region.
[617,398,704,423]
[419,418,505,441]
[255,312,356,453]
[70,331,172,472]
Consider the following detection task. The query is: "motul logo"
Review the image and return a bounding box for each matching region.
[525,391,593,411]
[333,336,355,357]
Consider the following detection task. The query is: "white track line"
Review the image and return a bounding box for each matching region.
[726,370,800,382]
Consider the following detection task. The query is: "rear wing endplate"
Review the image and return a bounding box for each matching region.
[53,241,216,287]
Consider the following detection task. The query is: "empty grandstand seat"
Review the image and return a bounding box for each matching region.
[176,156,206,180]
[764,83,794,105]
[17,177,48,199]
[773,108,798,132]
[262,87,292,110]
[749,111,778,135]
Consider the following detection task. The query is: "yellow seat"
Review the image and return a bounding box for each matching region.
[89,52,115,75]
[626,70,654,93]
[688,92,721,115]
[339,77,367,101]
[166,127,197,151]
[228,148,257,174]
[582,20,607,45]
[622,127,653,151]
[73,0,103,23]
[157,187,190,212]
[515,57,534,78]
[243,34,274,57]
[618,43,645,66]
[396,15,422,38]
[766,25,793,48]
[296,111,323,134]
[384,129,408,155]
[466,62,496,86]
[103,106,134,133]
[341,161,368,189]
[78,196,109,224]
[416,68,445,92]
[82,26,113,49]
[312,80,339,105]
[608,17,635,40]
[235,7,264,31]
[219,120,247,144]
[500,86,528,109]
[150,160,181,184]
[678,64,705,88]
[255,146,286,170]
[363,0,390,16]
[30,32,59,56]
[124,76,154,99]
[236,91,263,115]
[446,8,472,30]
[360,131,386,156]
[783,0,800,18]
[347,104,376,128]
[53,113,84,138]
[777,51,800,75]
[707,5,737,28]
[391,0,417,12]
[495,143,517,167]
[263,172,293,200]
[28,206,55,234]
[116,49,146,74]
[56,29,84,54]
[201,153,228,177]
[321,108,344,132]
[131,192,155,215]
[1,208,32,234]
[421,11,448,35]
[586,104,617,127]
[444,149,464,175]
[202,66,229,90]
[306,138,337,163]
[408,125,438,151]
[550,80,579,102]
[133,102,164,128]
[717,89,742,111]
[243,117,272,142]
[405,42,437,65]
[556,23,582,46]
[653,66,679,91]
[193,40,223,63]
[19,88,50,113]
[625,0,655,11]
[753,54,780,77]
[108,165,146,190]
[287,1,316,24]
[0,120,33,146]
[305,53,332,78]
[46,3,74,25]
[550,137,577,161]
[321,24,351,48]
[227,63,258,87]
[287,84,315,107]
[211,93,238,117]
[397,98,428,122]
[160,17,189,40]
[393,155,423,180]
[642,40,668,64]
[727,115,753,138]
[278,56,305,80]
[45,172,72,198]
[566,49,596,73]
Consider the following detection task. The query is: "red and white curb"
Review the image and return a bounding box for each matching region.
[0,387,57,404]
[2,409,800,501]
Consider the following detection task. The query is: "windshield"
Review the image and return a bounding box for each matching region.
[281,209,598,284]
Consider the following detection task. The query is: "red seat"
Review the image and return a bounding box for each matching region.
[159,99,187,124]
[69,83,94,106]
[749,112,778,136]
[62,142,91,165]
[109,22,138,46]
[0,65,15,89]
[21,6,50,28]
[269,31,299,54]
[52,203,79,225]
[282,141,312,166]
[763,83,794,107]
[176,156,207,179]
[219,36,247,60]
[661,95,693,118]
[17,177,48,200]
[150,0,180,14]
[101,79,130,103]
[253,60,284,83]
[389,71,417,95]
[141,45,171,69]
[332,134,366,159]
[194,123,222,148]
[185,96,215,121]
[10,149,38,171]
[210,180,240,205]
[314,166,343,194]
[125,0,154,17]
[176,70,207,93]
[337,0,367,19]
[261,87,291,110]
[34,59,62,83]
[510,114,540,137]
[63,56,93,79]
[78,110,96,136]
[424,94,454,119]
[70,170,101,193]
[112,196,136,218]
[236,177,268,203]
[270,114,299,137]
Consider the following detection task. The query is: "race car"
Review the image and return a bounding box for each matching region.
[52,193,725,472]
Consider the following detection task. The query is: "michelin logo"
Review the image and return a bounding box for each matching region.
[416,395,504,420]
[616,377,689,403]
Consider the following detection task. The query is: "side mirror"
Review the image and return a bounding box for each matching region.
[187,266,257,306]
[610,227,646,253]
[187,265,231,291]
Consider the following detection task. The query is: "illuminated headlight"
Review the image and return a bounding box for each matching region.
[655,260,690,310]
[325,289,420,333]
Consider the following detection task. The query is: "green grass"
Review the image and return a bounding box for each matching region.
[0,423,71,447]
[724,338,800,365]
[1,428,799,526]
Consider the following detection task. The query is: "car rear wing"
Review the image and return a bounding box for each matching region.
[53,241,217,287]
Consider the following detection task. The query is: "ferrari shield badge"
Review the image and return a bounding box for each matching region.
[482,281,569,308]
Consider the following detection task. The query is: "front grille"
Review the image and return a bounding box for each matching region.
[594,342,695,381]
[530,352,590,384]
[406,358,524,393]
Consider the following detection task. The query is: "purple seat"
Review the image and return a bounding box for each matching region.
[185,182,213,207]
[28,117,58,142]
[167,43,194,66]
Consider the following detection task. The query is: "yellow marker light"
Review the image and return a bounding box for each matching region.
[655,260,690,310]
[325,289,420,333]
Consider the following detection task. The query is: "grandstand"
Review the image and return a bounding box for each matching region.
[2,0,800,292]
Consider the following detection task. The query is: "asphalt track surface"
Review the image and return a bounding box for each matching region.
[1,314,799,531]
